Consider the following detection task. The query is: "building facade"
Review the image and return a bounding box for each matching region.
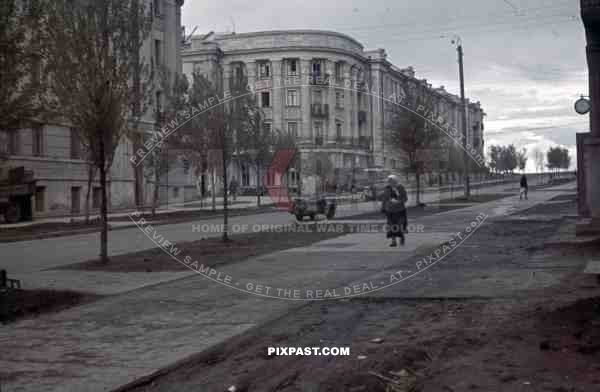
[182,30,485,192]
[0,0,184,219]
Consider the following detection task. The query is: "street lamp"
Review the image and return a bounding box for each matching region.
[451,35,470,198]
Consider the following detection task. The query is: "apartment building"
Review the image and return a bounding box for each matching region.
[0,0,184,219]
[181,30,485,191]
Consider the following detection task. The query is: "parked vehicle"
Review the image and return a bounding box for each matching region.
[0,167,36,223]
[289,193,337,221]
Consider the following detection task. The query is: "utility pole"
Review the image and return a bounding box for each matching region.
[455,37,471,198]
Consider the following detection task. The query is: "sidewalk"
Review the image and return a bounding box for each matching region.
[0,176,556,230]
[0,182,577,392]
[0,196,276,229]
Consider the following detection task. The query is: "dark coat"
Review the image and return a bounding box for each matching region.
[520,175,528,188]
[382,184,408,213]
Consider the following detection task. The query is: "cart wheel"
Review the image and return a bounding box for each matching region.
[326,207,336,219]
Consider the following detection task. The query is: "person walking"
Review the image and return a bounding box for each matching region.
[382,174,408,247]
[520,174,528,200]
[230,177,239,201]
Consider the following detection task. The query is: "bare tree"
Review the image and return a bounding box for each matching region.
[387,80,443,204]
[176,72,259,241]
[45,0,153,263]
[144,68,188,217]
[175,72,221,213]
[517,148,528,173]
[0,0,46,132]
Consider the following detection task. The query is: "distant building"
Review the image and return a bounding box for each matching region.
[0,0,185,219]
[182,30,485,192]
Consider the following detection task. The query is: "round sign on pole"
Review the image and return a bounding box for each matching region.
[575,96,591,115]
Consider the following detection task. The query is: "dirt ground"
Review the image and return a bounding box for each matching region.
[121,273,600,392]
[118,194,600,392]
[57,227,354,272]
[0,289,99,324]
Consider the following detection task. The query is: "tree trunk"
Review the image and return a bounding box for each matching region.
[85,163,94,224]
[415,173,421,205]
[222,149,229,242]
[211,169,216,211]
[99,143,109,264]
[152,169,159,217]
[256,162,261,207]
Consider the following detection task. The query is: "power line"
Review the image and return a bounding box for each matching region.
[351,15,579,44]
[317,1,575,35]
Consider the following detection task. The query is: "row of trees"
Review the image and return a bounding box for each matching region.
[488,145,528,174]
[489,144,572,175]
[545,146,571,173]
[2,0,152,261]
[2,0,298,261]
[384,79,487,204]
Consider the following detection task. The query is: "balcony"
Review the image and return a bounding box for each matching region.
[311,103,329,118]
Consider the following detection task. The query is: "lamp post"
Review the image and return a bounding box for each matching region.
[451,35,470,198]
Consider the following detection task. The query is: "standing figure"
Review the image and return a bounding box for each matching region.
[382,175,408,247]
[230,177,239,201]
[520,174,528,200]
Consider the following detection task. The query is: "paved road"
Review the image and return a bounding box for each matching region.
[0,181,576,392]
[2,180,529,275]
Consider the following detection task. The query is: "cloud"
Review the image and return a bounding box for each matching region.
[181,0,588,171]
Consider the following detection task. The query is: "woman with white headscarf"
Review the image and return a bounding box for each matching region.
[382,174,408,246]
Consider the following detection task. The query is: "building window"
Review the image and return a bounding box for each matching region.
[173,187,179,198]
[71,186,81,214]
[335,90,344,108]
[287,59,298,76]
[336,122,342,139]
[261,91,270,107]
[35,186,45,212]
[70,128,82,159]
[32,126,43,157]
[314,121,323,144]
[391,159,397,169]
[312,90,322,104]
[182,158,190,175]
[312,61,322,76]
[259,61,270,78]
[335,62,344,80]
[286,89,299,106]
[8,130,20,155]
[92,187,102,209]
[154,39,162,67]
[263,122,272,137]
[233,63,245,84]
[287,122,298,138]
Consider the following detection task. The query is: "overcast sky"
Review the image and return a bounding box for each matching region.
[182,0,586,171]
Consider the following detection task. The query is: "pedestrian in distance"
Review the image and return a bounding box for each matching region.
[520,174,528,200]
[381,174,408,247]
[230,177,239,201]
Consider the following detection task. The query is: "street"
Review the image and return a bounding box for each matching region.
[0,181,582,392]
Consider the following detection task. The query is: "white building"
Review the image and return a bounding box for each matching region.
[0,0,184,219]
[181,30,485,193]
